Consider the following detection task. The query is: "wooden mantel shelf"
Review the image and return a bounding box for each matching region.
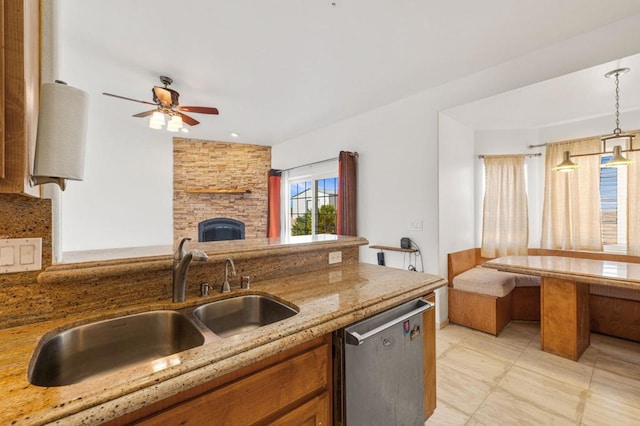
[184,189,252,195]
[369,245,417,253]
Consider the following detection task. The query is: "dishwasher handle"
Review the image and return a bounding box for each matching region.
[345,299,434,345]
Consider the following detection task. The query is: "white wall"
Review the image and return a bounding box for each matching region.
[437,115,475,323]
[273,14,640,325]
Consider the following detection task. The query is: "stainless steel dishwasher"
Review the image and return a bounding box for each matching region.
[335,298,434,426]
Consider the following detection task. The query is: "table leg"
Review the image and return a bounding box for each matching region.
[540,277,590,361]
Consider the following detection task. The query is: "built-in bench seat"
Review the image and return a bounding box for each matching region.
[448,249,540,335]
[452,266,540,297]
[448,248,640,341]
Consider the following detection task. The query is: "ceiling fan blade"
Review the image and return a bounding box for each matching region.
[177,106,219,115]
[177,111,200,126]
[132,109,157,118]
[103,92,156,106]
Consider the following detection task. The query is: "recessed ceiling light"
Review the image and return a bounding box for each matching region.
[230,132,240,138]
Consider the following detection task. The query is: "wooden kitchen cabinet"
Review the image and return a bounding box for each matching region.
[0,0,40,196]
[423,292,437,420]
[110,334,332,425]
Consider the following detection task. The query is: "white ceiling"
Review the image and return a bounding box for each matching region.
[57,0,640,144]
[445,53,640,131]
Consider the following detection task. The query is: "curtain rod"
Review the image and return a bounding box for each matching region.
[280,152,359,172]
[477,153,542,159]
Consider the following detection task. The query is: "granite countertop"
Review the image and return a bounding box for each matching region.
[1,263,446,425]
[484,255,640,289]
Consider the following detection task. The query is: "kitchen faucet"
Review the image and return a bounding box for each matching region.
[220,258,236,293]
[173,237,208,302]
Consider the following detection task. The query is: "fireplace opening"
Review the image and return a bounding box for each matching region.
[198,218,245,242]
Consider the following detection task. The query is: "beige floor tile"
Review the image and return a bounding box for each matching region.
[594,352,640,381]
[468,388,575,426]
[514,345,594,390]
[591,333,640,366]
[590,368,640,407]
[498,321,539,344]
[436,363,492,415]
[436,338,457,358]
[433,324,640,425]
[582,393,640,426]
[497,365,587,421]
[437,324,474,344]
[459,332,526,364]
[424,399,469,426]
[577,345,599,367]
[438,345,511,387]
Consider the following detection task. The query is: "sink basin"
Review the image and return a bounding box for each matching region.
[28,311,205,387]
[193,294,298,338]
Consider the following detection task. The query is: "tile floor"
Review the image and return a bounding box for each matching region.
[426,322,640,425]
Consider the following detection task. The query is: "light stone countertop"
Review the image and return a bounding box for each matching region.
[484,255,640,289]
[1,262,446,425]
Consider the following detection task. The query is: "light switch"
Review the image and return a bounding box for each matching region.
[20,245,35,265]
[0,238,42,273]
[0,246,15,266]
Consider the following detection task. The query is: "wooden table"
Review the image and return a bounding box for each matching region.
[484,255,640,361]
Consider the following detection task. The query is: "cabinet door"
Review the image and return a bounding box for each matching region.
[0,0,39,196]
[424,293,436,419]
[1,0,4,178]
[270,393,330,426]
[137,344,330,425]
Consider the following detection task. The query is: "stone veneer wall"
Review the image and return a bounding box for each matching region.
[173,138,271,243]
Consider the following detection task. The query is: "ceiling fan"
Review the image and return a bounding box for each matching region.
[102,75,219,129]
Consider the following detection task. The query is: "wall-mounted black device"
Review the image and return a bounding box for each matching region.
[400,237,411,249]
[377,252,385,266]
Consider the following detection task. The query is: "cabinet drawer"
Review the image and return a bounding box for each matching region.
[270,392,330,426]
[138,343,329,425]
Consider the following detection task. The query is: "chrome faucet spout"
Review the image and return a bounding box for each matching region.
[221,258,236,293]
[173,237,208,303]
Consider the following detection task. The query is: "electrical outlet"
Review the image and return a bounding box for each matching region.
[328,251,342,264]
[0,238,42,273]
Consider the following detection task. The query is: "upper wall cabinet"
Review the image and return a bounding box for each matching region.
[0,0,39,196]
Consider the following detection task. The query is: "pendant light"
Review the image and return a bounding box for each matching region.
[553,67,635,172]
[552,151,578,172]
[600,68,634,167]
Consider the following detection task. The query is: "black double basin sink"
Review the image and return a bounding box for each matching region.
[28,294,298,387]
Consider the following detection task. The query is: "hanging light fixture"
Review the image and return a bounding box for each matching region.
[149,111,166,129]
[552,151,578,172]
[553,67,636,172]
[600,68,634,167]
[166,115,184,132]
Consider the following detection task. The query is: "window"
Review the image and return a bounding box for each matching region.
[284,161,338,237]
[600,154,628,253]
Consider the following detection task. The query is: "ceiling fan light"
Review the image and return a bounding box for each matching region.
[149,111,165,129]
[167,115,183,132]
[602,145,634,168]
[552,151,579,172]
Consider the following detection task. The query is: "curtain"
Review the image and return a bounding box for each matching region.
[541,138,602,251]
[480,155,529,258]
[267,169,281,238]
[628,149,640,255]
[337,151,357,236]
